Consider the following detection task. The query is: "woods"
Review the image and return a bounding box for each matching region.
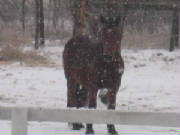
[0,0,179,50]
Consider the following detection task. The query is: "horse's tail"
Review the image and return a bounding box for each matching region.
[76,84,87,108]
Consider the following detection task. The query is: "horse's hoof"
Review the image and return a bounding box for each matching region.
[72,123,83,130]
[79,123,85,128]
[100,95,107,105]
[85,129,94,134]
[108,129,118,135]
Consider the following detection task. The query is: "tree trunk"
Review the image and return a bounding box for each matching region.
[73,0,79,36]
[73,0,86,36]
[35,0,40,49]
[39,0,45,46]
[78,0,86,35]
[170,8,179,51]
[52,0,58,31]
[22,0,26,32]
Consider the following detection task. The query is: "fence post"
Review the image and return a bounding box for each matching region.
[11,107,28,135]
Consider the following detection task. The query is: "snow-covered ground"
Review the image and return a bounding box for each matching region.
[0,121,180,135]
[0,45,179,135]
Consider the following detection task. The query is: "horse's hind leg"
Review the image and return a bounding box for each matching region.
[76,84,87,108]
[67,78,77,108]
[85,89,98,134]
[74,84,88,129]
[67,79,84,130]
[107,90,118,135]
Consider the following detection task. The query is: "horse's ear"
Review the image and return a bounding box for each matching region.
[100,15,106,24]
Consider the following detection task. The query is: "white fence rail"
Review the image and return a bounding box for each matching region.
[0,106,179,135]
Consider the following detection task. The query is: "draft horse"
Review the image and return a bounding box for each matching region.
[63,15,124,135]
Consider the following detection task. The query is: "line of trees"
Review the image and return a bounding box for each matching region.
[34,0,70,49]
[0,0,71,49]
[0,0,178,50]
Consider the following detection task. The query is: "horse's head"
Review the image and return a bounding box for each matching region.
[100,16,122,62]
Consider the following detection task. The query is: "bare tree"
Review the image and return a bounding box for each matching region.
[79,0,86,35]
[170,8,179,51]
[39,0,45,45]
[52,0,59,31]
[34,0,40,49]
[34,0,45,49]
[22,0,26,32]
[72,0,86,36]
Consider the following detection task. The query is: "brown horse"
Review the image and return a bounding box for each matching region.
[63,16,124,135]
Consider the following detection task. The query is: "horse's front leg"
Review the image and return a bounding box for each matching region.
[107,90,118,135]
[85,89,98,134]
[67,79,84,130]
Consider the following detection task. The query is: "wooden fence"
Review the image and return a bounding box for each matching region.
[0,106,179,135]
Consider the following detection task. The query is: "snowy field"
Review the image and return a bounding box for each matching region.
[0,45,179,135]
[0,121,180,135]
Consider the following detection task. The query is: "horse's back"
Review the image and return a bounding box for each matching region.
[63,36,101,79]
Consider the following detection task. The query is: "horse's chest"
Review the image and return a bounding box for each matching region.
[101,68,119,81]
[98,64,123,88]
